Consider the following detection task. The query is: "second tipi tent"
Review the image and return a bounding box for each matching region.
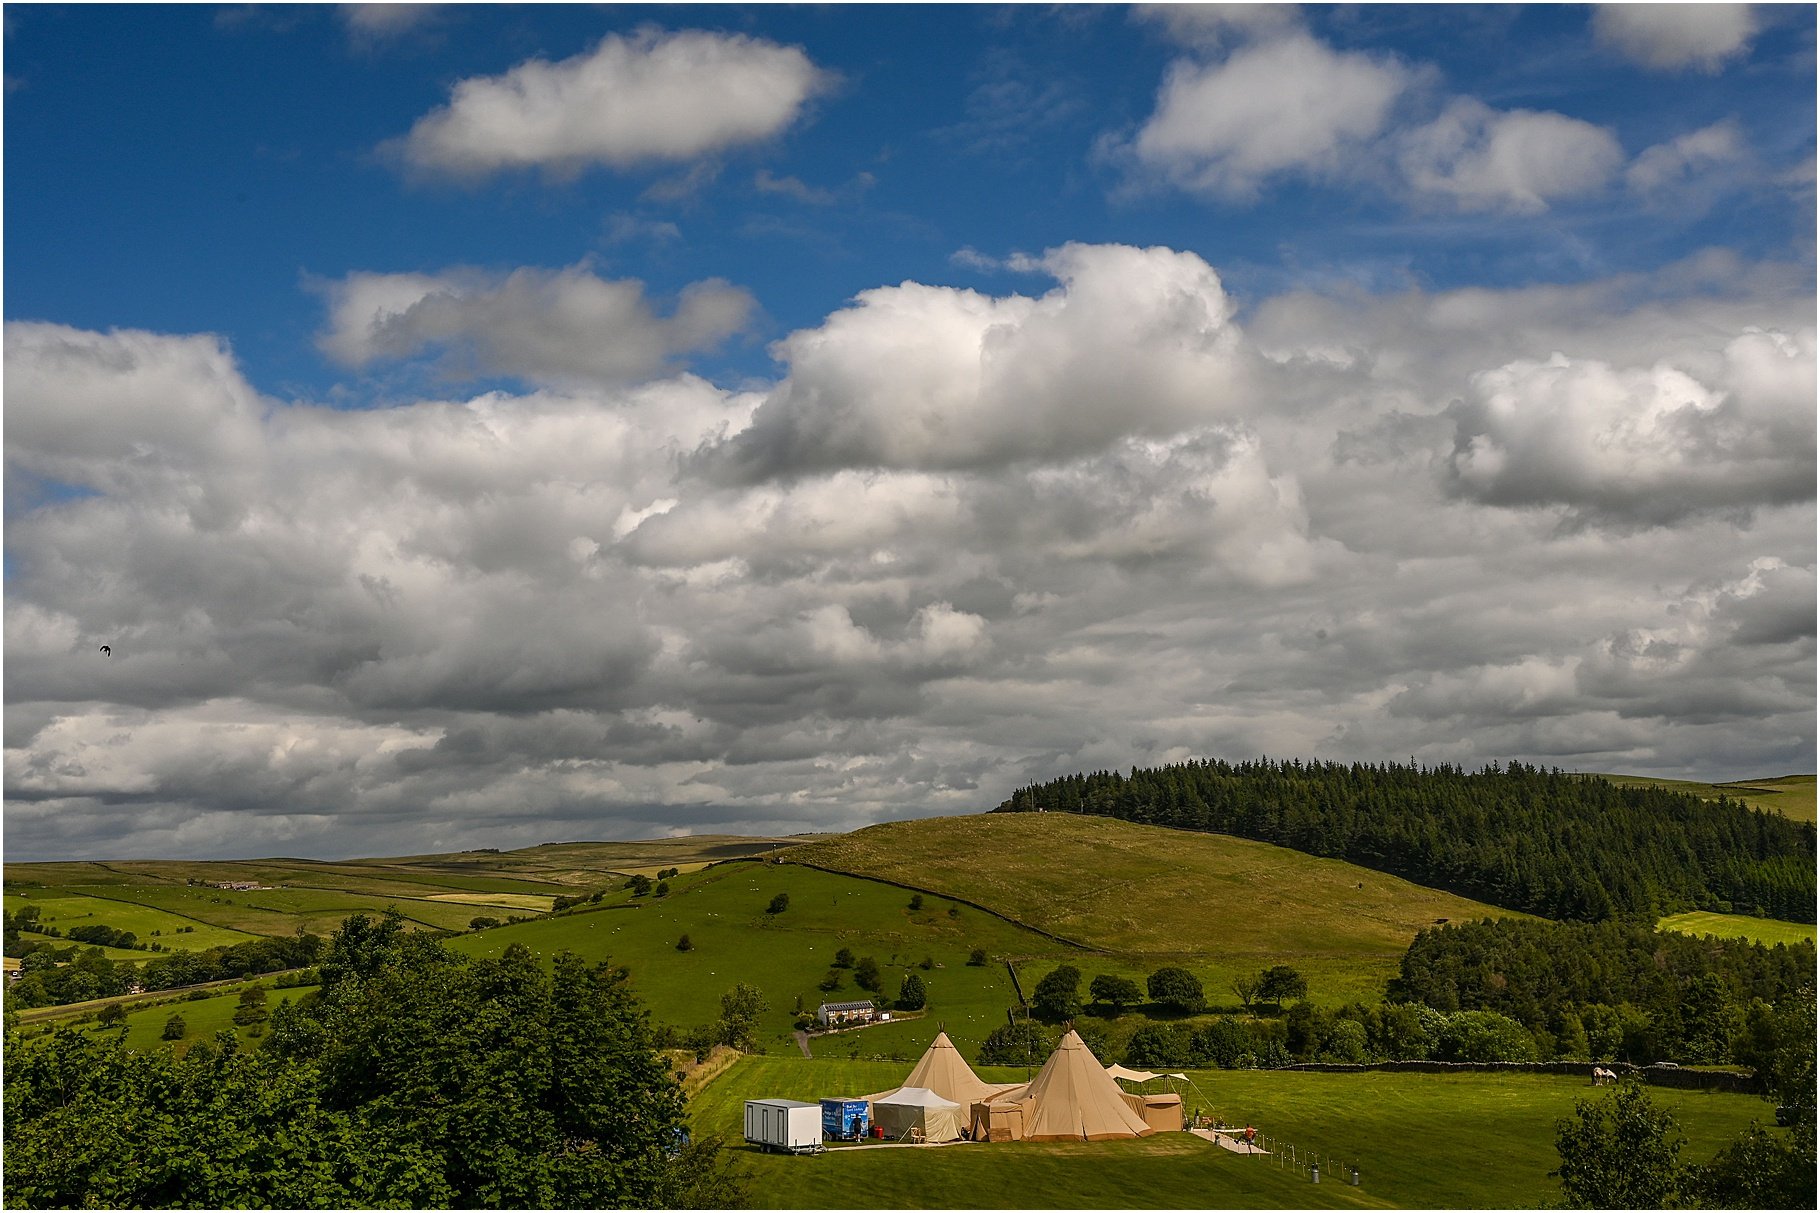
[1018,1029,1155,1142]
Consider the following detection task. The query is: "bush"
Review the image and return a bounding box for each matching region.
[1126,1023,1195,1068]
[818,968,843,992]
[967,948,988,967]
[676,934,693,952]
[161,1013,187,1041]
[96,1004,127,1026]
[833,948,855,969]
[853,957,882,993]
[654,881,670,898]
[766,893,790,915]
[468,916,501,931]
[908,894,923,911]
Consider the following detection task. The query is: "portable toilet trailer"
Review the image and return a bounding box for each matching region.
[744,1099,824,1153]
[821,1097,871,1141]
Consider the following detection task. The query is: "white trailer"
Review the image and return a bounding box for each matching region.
[743,1099,824,1154]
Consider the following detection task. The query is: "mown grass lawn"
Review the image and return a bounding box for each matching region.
[695,1056,1780,1209]
[1657,910,1817,947]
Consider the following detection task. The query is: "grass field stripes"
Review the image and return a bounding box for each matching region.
[1657,910,1818,947]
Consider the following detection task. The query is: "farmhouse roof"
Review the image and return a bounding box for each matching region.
[819,1000,875,1012]
[1020,1029,1155,1142]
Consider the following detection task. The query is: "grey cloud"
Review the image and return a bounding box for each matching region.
[316,264,755,385]
[5,252,1813,861]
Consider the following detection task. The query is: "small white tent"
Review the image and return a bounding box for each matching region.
[871,1087,965,1143]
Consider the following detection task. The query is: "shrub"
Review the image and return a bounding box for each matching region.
[676,934,693,952]
[853,957,882,993]
[1126,1023,1195,1068]
[766,893,790,915]
[919,956,934,971]
[161,1013,187,1041]
[654,881,670,898]
[967,948,988,967]
[96,1004,127,1026]
[834,948,855,969]
[818,968,843,992]
[468,916,501,931]
[908,894,923,911]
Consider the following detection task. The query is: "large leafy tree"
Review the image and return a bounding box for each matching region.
[1030,965,1083,1022]
[1146,966,1206,1014]
[5,911,744,1209]
[1551,1081,1686,1209]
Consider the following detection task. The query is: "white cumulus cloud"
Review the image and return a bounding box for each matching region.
[716,242,1251,477]
[1400,98,1625,214]
[1129,32,1413,200]
[395,28,829,177]
[1593,4,1758,72]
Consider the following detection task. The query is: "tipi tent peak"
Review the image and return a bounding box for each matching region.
[865,1030,1027,1109]
[1020,1029,1154,1142]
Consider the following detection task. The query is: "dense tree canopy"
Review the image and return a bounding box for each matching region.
[4,910,743,1209]
[998,759,1815,923]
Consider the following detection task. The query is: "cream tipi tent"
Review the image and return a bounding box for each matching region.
[1019,1029,1155,1142]
[865,1031,1028,1108]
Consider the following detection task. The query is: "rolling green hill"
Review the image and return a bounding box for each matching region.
[792,811,1525,964]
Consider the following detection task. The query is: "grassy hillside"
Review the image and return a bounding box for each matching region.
[694,1055,1775,1209]
[1597,773,1816,823]
[3,835,813,945]
[792,814,1524,997]
[446,861,1054,1055]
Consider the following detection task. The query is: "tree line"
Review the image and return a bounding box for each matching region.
[995,759,1815,923]
[3,910,743,1209]
[1391,917,1815,1067]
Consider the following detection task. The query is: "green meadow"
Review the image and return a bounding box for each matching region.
[1595,772,1817,822]
[695,1055,1780,1209]
[4,891,263,951]
[447,862,1047,1055]
[1657,910,1818,947]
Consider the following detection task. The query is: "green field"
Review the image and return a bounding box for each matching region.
[447,862,1054,1055]
[696,1055,1780,1209]
[1595,773,1817,822]
[4,891,264,951]
[1657,911,1818,947]
[791,814,1525,1003]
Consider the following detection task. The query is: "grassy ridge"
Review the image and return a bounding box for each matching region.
[694,1055,1775,1209]
[1597,774,1816,823]
[5,891,265,952]
[792,814,1524,1000]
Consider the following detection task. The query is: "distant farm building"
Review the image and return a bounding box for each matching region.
[816,1000,876,1028]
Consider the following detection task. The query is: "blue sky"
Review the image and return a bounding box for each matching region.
[5,4,1815,859]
